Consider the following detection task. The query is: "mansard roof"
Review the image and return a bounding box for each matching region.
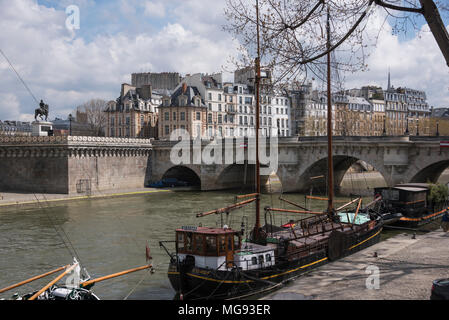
[163,85,206,108]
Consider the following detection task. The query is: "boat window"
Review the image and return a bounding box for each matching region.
[227,235,233,251]
[251,257,258,265]
[177,232,185,252]
[194,234,203,254]
[234,235,241,249]
[185,232,193,252]
[218,235,226,254]
[205,236,217,255]
[266,253,272,262]
[382,189,399,201]
[258,255,264,264]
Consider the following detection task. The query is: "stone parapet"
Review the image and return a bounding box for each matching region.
[0,135,153,146]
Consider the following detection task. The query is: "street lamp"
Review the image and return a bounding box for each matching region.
[69,114,73,136]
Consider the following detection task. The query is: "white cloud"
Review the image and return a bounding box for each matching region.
[0,93,33,121]
[341,7,449,108]
[143,1,166,18]
[0,0,239,121]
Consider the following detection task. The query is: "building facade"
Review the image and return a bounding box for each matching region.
[105,83,161,138]
[0,121,32,136]
[158,83,207,139]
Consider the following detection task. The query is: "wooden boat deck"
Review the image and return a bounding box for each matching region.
[270,221,361,249]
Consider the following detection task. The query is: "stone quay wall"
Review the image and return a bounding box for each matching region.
[0,136,152,194]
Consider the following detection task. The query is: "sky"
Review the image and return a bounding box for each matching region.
[0,0,448,122]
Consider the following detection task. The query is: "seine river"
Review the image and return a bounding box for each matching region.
[0,171,446,300]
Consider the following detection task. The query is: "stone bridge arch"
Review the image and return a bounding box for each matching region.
[213,163,273,192]
[410,160,449,184]
[291,154,391,194]
[160,165,202,187]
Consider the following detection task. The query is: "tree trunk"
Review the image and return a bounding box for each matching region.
[419,0,449,67]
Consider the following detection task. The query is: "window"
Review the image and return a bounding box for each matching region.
[111,117,115,126]
[196,112,201,121]
[194,234,203,254]
[177,233,185,251]
[227,236,232,251]
[126,117,130,125]
[218,114,222,124]
[164,112,169,121]
[218,236,226,254]
[185,233,193,252]
[218,94,222,101]
[266,253,272,262]
[165,125,169,135]
[180,112,185,121]
[251,257,257,265]
[173,112,176,120]
[208,93,212,100]
[258,255,264,264]
[218,104,222,111]
[208,114,212,123]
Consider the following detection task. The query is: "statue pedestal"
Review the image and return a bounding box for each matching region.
[32,121,53,137]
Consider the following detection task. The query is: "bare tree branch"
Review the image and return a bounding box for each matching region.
[374,0,424,13]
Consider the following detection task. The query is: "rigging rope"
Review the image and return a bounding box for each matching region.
[32,194,81,266]
[0,48,39,104]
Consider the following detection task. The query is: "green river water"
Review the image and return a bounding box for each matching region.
[0,171,446,300]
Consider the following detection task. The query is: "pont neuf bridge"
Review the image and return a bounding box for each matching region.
[1,135,448,195]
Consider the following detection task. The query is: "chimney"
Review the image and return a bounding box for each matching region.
[182,82,187,94]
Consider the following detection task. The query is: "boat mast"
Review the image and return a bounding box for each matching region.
[253,0,261,241]
[326,5,334,217]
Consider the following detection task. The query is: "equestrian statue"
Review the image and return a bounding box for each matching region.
[35,100,49,121]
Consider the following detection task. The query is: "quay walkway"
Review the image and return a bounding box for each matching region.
[262,229,449,300]
[0,188,172,208]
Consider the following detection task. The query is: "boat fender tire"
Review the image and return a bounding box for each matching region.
[328,231,349,261]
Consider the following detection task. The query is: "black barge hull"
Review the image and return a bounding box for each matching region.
[167,224,382,300]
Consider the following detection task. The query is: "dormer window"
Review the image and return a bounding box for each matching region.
[178,96,187,106]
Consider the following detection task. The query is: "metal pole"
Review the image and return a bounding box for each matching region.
[326,5,334,216]
[254,0,261,241]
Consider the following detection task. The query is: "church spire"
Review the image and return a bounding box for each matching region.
[387,68,391,91]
